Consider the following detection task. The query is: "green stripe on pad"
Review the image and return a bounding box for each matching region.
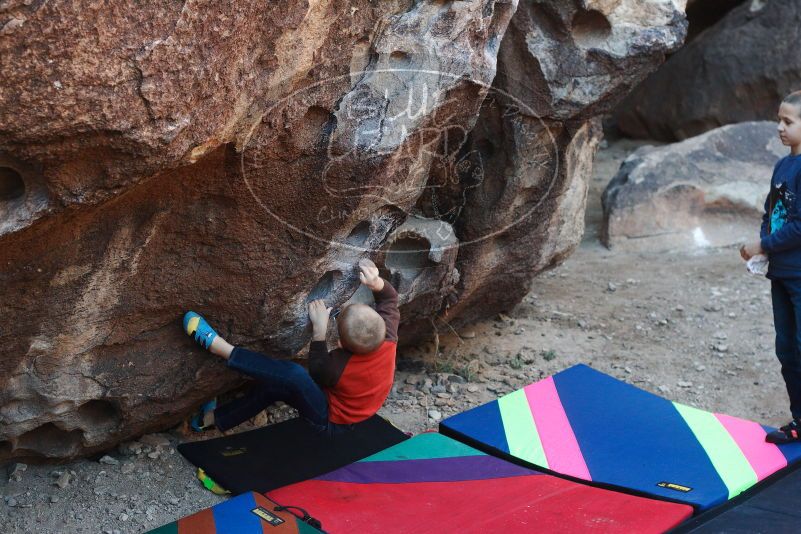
[498,389,548,467]
[297,517,324,533]
[360,432,485,462]
[146,522,178,534]
[673,402,757,499]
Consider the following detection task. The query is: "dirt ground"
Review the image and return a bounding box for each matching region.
[0,139,788,533]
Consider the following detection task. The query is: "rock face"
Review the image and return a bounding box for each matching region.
[615,0,801,141]
[493,0,687,122]
[432,0,687,331]
[602,121,784,251]
[0,0,686,461]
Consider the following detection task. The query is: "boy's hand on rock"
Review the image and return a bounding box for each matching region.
[740,241,763,261]
[358,258,384,291]
[308,299,332,341]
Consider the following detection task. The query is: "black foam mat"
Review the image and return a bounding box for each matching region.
[177,415,408,494]
[681,507,797,534]
[674,462,801,532]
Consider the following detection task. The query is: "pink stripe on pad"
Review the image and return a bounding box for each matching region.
[716,413,787,481]
[524,377,591,480]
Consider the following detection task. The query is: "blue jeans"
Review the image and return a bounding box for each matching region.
[771,279,801,419]
[213,347,351,437]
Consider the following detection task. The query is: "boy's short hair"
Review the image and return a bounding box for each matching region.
[783,90,801,109]
[337,303,386,354]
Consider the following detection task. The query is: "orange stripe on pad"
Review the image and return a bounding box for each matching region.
[178,507,216,534]
[252,493,300,534]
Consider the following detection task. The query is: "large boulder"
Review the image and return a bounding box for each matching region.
[0,0,517,462]
[615,0,801,141]
[602,121,784,250]
[0,0,686,461]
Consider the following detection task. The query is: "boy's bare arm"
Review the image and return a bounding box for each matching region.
[359,258,400,342]
[308,299,330,342]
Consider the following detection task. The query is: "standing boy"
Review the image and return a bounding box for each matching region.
[741,90,801,443]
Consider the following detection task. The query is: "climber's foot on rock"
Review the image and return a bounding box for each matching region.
[183,311,218,351]
[183,311,235,359]
[190,399,217,432]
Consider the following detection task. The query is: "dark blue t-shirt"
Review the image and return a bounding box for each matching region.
[761,153,801,279]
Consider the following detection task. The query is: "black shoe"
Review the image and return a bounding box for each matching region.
[766,419,801,444]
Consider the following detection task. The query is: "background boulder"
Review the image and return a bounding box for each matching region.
[602,121,784,250]
[615,0,801,141]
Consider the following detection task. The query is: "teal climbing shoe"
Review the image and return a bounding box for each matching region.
[183,311,218,350]
[190,398,217,432]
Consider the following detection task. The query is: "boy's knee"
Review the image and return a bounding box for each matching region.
[283,362,312,385]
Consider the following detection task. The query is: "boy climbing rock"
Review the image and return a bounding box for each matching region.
[183,258,400,437]
[741,90,801,443]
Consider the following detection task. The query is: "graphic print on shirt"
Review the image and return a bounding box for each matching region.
[771,182,791,234]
